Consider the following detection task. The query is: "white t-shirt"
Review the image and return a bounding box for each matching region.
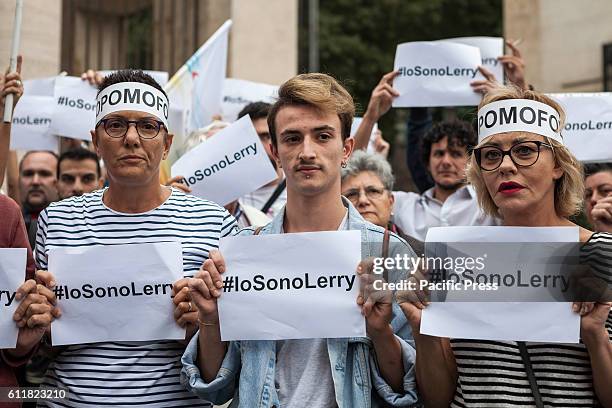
[393,185,499,241]
[240,181,287,218]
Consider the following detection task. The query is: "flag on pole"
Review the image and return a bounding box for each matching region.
[165,20,232,163]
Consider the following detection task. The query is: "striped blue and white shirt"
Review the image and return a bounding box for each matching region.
[35,187,236,407]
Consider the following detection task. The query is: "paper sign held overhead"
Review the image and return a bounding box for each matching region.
[49,76,97,141]
[11,95,58,151]
[392,41,482,107]
[440,37,504,83]
[221,78,278,122]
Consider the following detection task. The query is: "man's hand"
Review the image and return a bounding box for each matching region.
[189,250,226,324]
[470,65,501,96]
[363,71,400,123]
[165,175,192,194]
[591,196,612,233]
[8,277,55,359]
[498,40,527,90]
[356,258,393,336]
[0,55,23,113]
[80,69,103,87]
[396,268,430,333]
[373,130,390,159]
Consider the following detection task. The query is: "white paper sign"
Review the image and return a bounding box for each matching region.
[221,78,278,122]
[420,226,581,343]
[441,37,504,83]
[392,42,482,107]
[24,76,56,97]
[99,70,169,87]
[351,117,379,153]
[49,242,185,346]
[11,96,58,151]
[0,248,27,349]
[218,231,365,341]
[550,93,612,162]
[171,115,277,205]
[49,76,97,141]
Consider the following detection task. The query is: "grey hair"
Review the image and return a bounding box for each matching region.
[341,150,395,190]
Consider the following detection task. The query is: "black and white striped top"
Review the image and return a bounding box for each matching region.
[35,188,236,407]
[451,232,612,407]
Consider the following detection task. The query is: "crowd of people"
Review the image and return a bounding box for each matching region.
[0,37,611,408]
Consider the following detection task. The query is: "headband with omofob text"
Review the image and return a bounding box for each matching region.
[95,82,169,128]
[477,99,563,144]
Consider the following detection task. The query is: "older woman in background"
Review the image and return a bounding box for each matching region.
[341,150,423,256]
[400,86,612,407]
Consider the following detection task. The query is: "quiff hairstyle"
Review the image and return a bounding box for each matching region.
[467,85,584,218]
[267,73,355,146]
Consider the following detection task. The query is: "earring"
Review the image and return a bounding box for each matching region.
[341,161,347,168]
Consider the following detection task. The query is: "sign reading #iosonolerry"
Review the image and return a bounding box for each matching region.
[550,93,612,162]
[392,41,482,107]
[49,76,98,141]
[440,37,504,83]
[171,115,277,206]
[11,95,57,151]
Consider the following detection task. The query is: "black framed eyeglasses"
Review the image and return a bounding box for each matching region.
[343,186,386,203]
[96,117,165,139]
[473,141,553,171]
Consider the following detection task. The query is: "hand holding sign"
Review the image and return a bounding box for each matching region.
[499,40,527,90]
[189,249,225,323]
[592,196,612,233]
[356,258,394,335]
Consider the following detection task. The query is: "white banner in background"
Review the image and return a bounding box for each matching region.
[441,37,504,83]
[221,78,278,122]
[171,115,277,206]
[218,231,364,341]
[392,41,482,107]
[49,76,97,141]
[551,92,612,162]
[11,96,58,151]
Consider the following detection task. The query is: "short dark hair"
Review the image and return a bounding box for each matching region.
[267,73,354,146]
[97,69,167,99]
[237,102,272,121]
[57,148,101,178]
[19,150,58,173]
[584,162,612,178]
[421,120,477,166]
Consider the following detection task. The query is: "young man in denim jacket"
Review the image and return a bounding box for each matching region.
[181,73,420,407]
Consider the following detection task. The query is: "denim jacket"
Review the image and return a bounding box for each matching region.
[181,198,421,407]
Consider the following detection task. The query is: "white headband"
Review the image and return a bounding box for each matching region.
[96,82,169,128]
[477,99,563,144]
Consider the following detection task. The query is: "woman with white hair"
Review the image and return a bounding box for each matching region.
[400,86,612,407]
[341,150,423,256]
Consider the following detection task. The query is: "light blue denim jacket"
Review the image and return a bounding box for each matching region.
[181,198,421,407]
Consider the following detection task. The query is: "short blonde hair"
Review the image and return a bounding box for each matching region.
[467,86,584,218]
[267,73,355,145]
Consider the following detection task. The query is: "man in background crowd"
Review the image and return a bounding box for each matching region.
[18,151,58,248]
[57,147,104,199]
